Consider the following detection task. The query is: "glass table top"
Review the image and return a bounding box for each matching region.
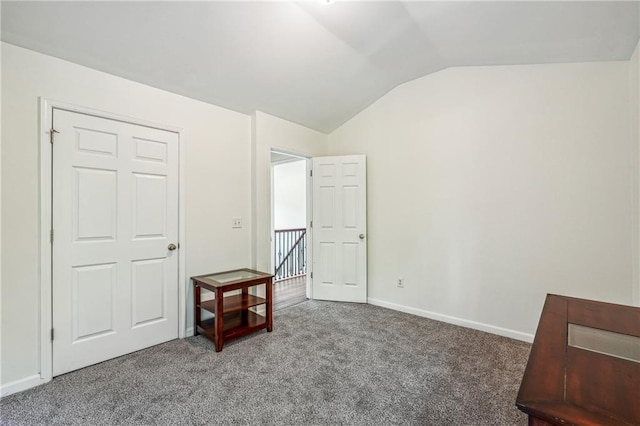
[568,323,640,363]
[194,268,272,287]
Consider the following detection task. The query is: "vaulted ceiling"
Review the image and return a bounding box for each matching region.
[2,1,639,133]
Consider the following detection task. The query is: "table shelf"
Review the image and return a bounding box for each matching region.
[196,311,267,340]
[198,294,267,314]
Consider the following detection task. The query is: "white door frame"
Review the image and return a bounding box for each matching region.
[38,98,187,384]
[268,148,313,299]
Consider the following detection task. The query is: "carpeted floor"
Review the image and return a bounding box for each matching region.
[0,301,531,425]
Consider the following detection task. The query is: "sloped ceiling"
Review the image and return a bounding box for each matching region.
[2,1,639,133]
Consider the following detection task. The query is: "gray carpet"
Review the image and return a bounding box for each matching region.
[1,301,531,425]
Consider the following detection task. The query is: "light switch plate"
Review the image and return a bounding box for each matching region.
[232,217,242,228]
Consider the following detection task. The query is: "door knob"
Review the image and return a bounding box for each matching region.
[168,243,177,251]
[359,234,365,240]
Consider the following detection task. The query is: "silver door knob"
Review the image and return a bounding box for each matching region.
[168,243,177,251]
[359,234,365,240]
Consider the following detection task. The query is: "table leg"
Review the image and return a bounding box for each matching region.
[241,286,249,324]
[194,284,201,336]
[214,289,224,352]
[266,278,273,332]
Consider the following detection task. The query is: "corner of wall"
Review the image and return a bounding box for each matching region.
[0,41,4,391]
[632,38,640,306]
[0,40,4,387]
[250,111,258,270]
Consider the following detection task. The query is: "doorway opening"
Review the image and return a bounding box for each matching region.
[271,150,309,311]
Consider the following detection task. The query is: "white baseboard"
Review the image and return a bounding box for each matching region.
[0,374,44,398]
[185,326,194,337]
[367,298,534,343]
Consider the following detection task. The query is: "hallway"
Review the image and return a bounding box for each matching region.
[273,275,307,312]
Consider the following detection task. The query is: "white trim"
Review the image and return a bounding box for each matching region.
[270,161,276,276]
[39,99,53,385]
[367,298,534,343]
[0,375,45,397]
[305,158,313,299]
[267,147,314,299]
[39,98,187,387]
[178,121,187,339]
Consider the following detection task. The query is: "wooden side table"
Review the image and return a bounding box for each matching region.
[192,268,273,352]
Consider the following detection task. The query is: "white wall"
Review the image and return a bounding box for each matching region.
[273,160,307,230]
[1,43,252,389]
[328,61,636,340]
[632,39,640,306]
[251,112,327,273]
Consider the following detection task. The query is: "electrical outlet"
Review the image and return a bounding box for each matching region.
[397,277,404,288]
[232,217,242,228]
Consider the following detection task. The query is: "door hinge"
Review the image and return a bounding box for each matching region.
[310,221,313,228]
[311,272,313,279]
[310,170,313,177]
[49,128,59,145]
[51,328,54,341]
[50,229,54,243]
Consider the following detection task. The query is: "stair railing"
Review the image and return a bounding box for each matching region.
[274,228,307,281]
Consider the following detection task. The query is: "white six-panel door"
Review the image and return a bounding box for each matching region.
[52,109,179,376]
[312,155,367,303]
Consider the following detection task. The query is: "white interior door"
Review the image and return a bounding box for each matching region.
[312,155,367,302]
[52,109,179,376]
